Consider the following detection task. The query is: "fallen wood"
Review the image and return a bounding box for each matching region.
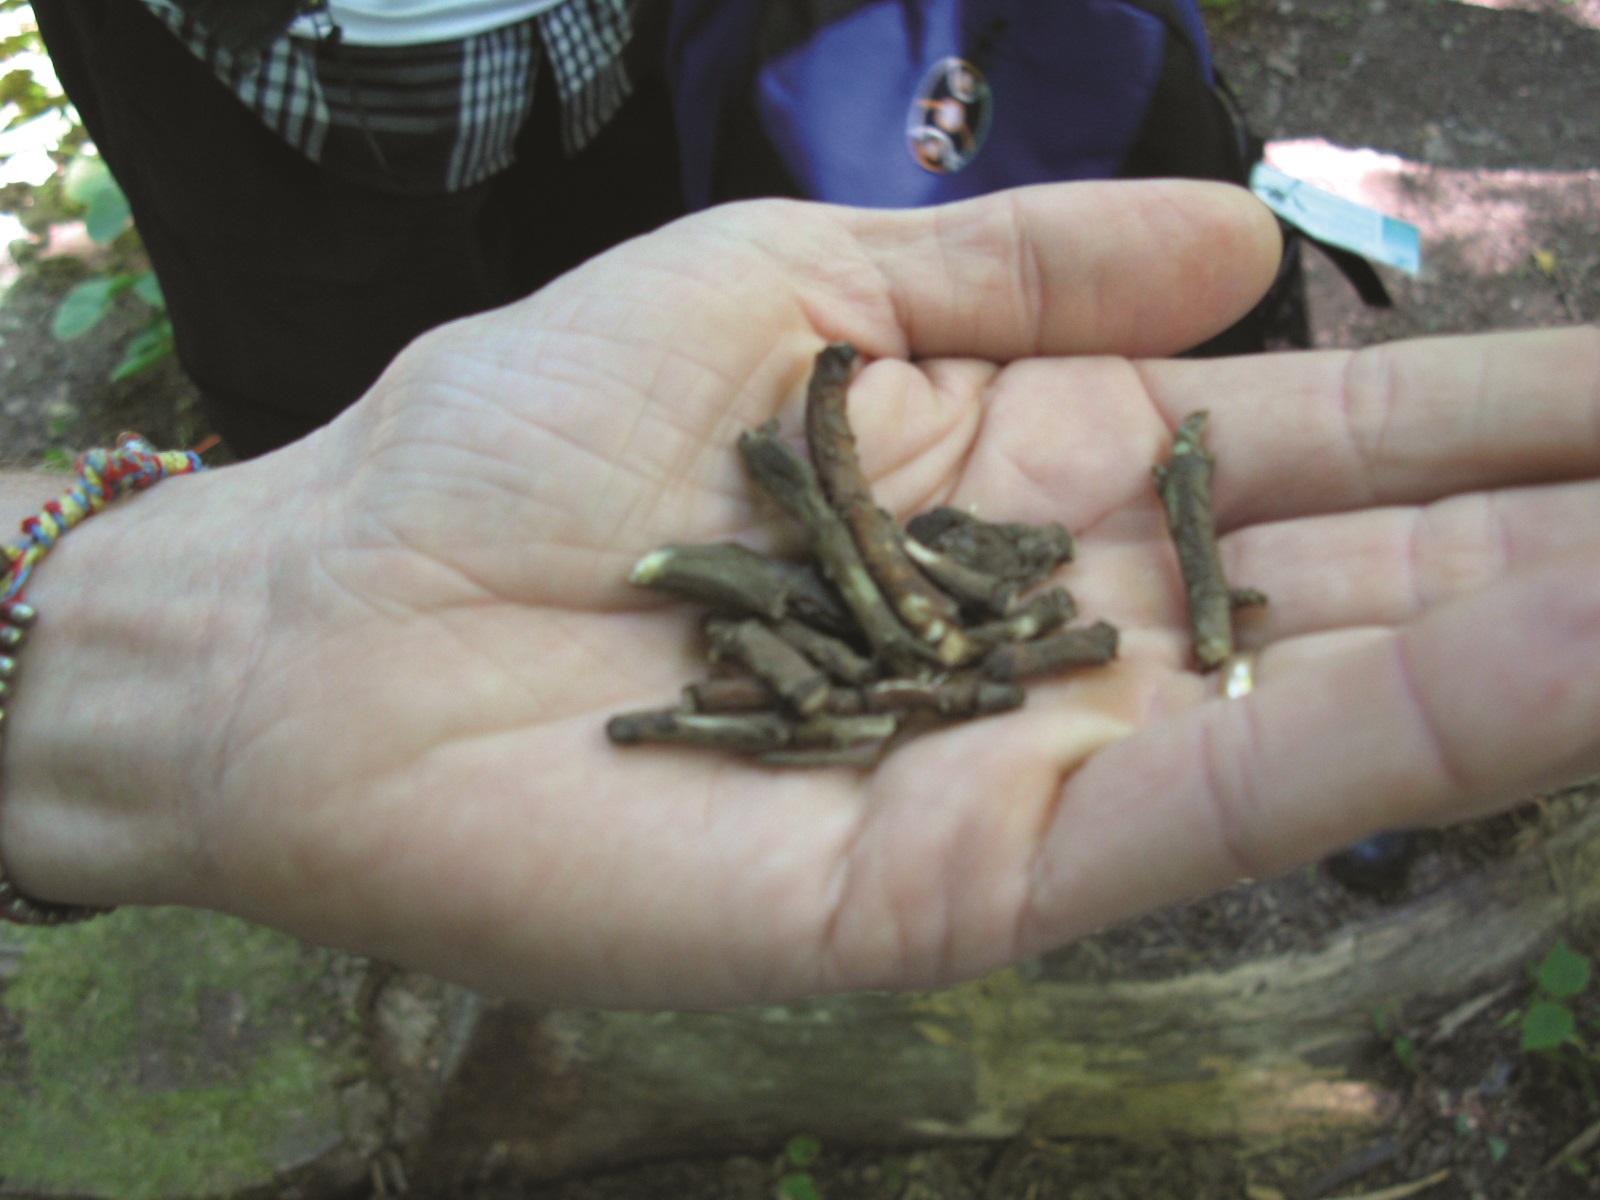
[409,801,1600,1187]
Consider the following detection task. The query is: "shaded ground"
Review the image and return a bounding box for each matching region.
[0,240,203,471]
[0,0,1596,1197]
[1212,0,1600,348]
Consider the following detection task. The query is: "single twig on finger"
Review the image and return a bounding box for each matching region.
[803,344,970,664]
[1152,410,1265,670]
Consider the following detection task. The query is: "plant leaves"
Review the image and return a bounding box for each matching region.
[777,1172,820,1200]
[62,154,111,205]
[83,179,131,244]
[1519,999,1576,1053]
[62,155,132,243]
[109,319,173,381]
[1533,940,1591,1000]
[785,1133,822,1169]
[51,277,118,340]
[130,270,165,309]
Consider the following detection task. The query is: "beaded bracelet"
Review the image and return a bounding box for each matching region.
[0,433,206,926]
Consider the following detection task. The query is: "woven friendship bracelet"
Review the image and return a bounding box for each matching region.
[0,433,206,926]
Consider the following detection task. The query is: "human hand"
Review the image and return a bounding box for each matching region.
[6,181,1597,1008]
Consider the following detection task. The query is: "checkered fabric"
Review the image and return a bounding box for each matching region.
[136,0,635,192]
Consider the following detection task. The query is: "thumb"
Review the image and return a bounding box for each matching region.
[842,178,1284,360]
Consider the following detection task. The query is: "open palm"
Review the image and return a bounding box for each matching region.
[185,181,1600,1007]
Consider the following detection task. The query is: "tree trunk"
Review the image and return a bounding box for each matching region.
[411,802,1600,1186]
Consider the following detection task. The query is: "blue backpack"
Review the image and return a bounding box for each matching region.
[664,0,1388,351]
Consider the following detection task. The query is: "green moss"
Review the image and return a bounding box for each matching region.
[0,907,361,1199]
[909,967,1387,1141]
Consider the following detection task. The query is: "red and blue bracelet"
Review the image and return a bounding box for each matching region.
[0,434,206,926]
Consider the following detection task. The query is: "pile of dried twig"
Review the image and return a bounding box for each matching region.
[606,343,1147,768]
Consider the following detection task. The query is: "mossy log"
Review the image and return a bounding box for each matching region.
[0,911,477,1200]
[413,803,1600,1187]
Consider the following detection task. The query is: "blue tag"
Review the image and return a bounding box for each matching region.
[1250,162,1421,276]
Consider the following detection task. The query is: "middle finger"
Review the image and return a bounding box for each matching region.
[1219,477,1600,642]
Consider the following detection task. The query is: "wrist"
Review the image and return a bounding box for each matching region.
[0,447,304,913]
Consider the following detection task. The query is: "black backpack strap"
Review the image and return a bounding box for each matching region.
[1306,238,1395,308]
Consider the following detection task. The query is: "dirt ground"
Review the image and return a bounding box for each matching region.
[0,0,1596,1198]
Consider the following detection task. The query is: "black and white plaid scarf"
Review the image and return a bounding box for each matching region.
[137,0,636,193]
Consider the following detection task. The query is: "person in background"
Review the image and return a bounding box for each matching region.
[31,0,687,457]
[32,0,1325,458]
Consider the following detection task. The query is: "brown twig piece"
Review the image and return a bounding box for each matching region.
[863,675,1026,718]
[792,713,899,749]
[903,536,1020,617]
[770,617,877,685]
[683,676,777,713]
[905,507,1075,589]
[606,709,792,754]
[703,616,831,717]
[804,344,970,664]
[967,586,1076,646]
[1152,411,1265,670]
[629,542,851,633]
[982,620,1119,681]
[738,422,935,678]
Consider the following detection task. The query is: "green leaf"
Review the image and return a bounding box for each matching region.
[785,1133,822,1169]
[83,178,131,244]
[0,66,48,113]
[777,1172,820,1200]
[58,153,135,244]
[1534,940,1591,1000]
[1487,1135,1509,1164]
[51,277,118,340]
[109,319,173,381]
[62,154,111,205]
[1520,1000,1577,1052]
[130,270,165,309]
